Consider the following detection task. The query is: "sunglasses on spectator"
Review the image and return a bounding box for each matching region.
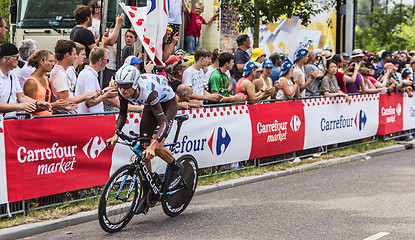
[118,83,133,89]
[102,58,110,63]
[9,55,19,60]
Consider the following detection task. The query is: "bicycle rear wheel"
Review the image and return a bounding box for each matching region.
[98,164,141,233]
[162,155,198,217]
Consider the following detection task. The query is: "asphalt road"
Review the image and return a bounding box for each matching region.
[24,149,415,240]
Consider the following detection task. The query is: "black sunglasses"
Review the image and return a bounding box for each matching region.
[118,83,133,89]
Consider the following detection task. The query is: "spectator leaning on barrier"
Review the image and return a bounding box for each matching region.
[276,60,301,100]
[182,48,223,103]
[0,43,51,117]
[232,34,251,81]
[208,52,246,102]
[235,62,273,104]
[70,5,97,58]
[13,39,38,87]
[293,48,316,98]
[305,50,324,97]
[75,47,118,113]
[175,84,203,109]
[268,52,282,84]
[320,60,351,104]
[24,50,76,116]
[254,59,278,100]
[51,40,99,115]
[359,67,382,94]
[345,60,363,94]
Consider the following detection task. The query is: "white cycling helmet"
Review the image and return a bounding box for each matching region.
[114,65,141,90]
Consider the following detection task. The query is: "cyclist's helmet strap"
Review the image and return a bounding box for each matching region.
[114,65,141,90]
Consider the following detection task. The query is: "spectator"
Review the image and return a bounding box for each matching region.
[364,62,386,91]
[24,50,74,116]
[399,68,415,97]
[304,50,324,97]
[67,42,87,88]
[409,61,415,81]
[75,47,118,113]
[88,0,101,40]
[332,54,359,94]
[345,61,363,94]
[50,40,98,115]
[374,50,392,79]
[254,59,277,100]
[276,60,301,100]
[0,43,51,117]
[268,52,283,84]
[0,16,7,41]
[293,48,315,97]
[250,48,265,64]
[204,49,224,90]
[341,53,350,72]
[208,52,245,102]
[162,25,180,62]
[167,59,189,92]
[14,39,38,87]
[323,45,333,53]
[121,29,138,64]
[175,84,202,109]
[320,60,351,104]
[175,49,186,60]
[166,0,184,44]
[182,0,219,54]
[359,67,382,94]
[235,62,273,104]
[182,48,222,102]
[351,49,365,64]
[232,34,251,81]
[70,5,97,57]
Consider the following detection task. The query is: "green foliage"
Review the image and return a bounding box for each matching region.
[0,0,10,44]
[222,0,324,47]
[355,4,413,52]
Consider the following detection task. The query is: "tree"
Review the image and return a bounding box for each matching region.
[0,0,10,44]
[223,0,324,48]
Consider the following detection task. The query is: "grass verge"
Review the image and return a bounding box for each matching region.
[0,140,396,229]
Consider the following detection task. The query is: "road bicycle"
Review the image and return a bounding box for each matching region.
[98,114,198,233]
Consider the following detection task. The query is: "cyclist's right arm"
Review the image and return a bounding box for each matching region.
[107,95,128,146]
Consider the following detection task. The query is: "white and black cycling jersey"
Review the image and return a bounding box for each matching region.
[120,74,175,106]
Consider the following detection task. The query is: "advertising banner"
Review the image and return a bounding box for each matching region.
[377,93,403,135]
[303,95,379,149]
[4,115,116,203]
[0,116,8,204]
[403,94,415,131]
[248,101,305,159]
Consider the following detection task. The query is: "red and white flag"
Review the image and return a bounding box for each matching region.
[120,1,169,62]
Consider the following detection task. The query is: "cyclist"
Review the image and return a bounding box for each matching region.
[106,65,182,214]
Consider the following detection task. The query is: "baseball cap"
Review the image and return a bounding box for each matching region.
[384,62,398,70]
[341,53,350,58]
[0,43,18,58]
[402,68,411,74]
[123,56,141,66]
[242,62,257,77]
[250,48,265,62]
[351,49,365,58]
[280,60,293,76]
[294,48,308,62]
[236,34,249,44]
[381,50,392,59]
[262,59,273,68]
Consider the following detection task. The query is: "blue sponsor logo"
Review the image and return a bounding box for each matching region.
[320,110,367,132]
[410,107,415,117]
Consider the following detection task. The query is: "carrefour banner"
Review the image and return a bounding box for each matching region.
[303,95,380,149]
[377,93,403,135]
[402,94,415,131]
[3,116,116,203]
[248,101,304,159]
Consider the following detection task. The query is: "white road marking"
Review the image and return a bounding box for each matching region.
[364,232,390,240]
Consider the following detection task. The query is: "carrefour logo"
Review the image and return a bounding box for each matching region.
[290,115,301,132]
[83,137,106,159]
[321,110,367,132]
[173,127,231,156]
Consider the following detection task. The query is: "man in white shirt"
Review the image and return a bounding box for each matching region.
[182,48,222,102]
[293,48,316,98]
[75,47,117,113]
[13,39,38,87]
[0,43,51,117]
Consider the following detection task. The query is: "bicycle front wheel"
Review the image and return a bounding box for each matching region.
[98,164,141,233]
[162,155,198,217]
